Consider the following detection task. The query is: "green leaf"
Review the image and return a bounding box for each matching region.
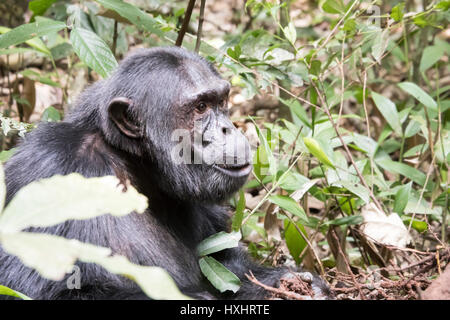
[394,181,412,214]
[70,27,118,78]
[0,232,188,299]
[94,0,163,37]
[0,165,5,213]
[303,137,335,169]
[404,197,440,215]
[339,181,370,204]
[420,45,445,72]
[0,173,148,233]
[268,195,308,222]
[352,133,377,157]
[286,178,319,200]
[398,82,438,111]
[323,215,363,227]
[371,92,402,136]
[391,3,405,22]
[19,69,61,87]
[0,24,54,56]
[322,0,345,14]
[0,285,31,300]
[279,98,311,128]
[283,22,297,46]
[252,118,277,177]
[278,171,310,192]
[343,18,357,35]
[401,216,428,233]
[41,106,61,122]
[197,231,241,256]
[29,0,58,18]
[376,158,432,190]
[0,148,16,163]
[284,219,307,264]
[372,29,389,63]
[227,45,241,60]
[0,18,65,51]
[436,1,450,10]
[199,257,241,293]
[231,190,245,231]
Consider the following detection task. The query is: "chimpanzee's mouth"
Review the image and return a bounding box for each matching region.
[213,163,252,177]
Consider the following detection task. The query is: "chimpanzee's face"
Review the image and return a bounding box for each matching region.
[162,60,252,202]
[106,48,252,202]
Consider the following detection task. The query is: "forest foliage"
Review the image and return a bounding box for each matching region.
[0,0,449,300]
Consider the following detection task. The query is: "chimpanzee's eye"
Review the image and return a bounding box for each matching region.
[195,102,208,114]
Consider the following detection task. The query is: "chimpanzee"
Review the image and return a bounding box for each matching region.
[0,47,330,300]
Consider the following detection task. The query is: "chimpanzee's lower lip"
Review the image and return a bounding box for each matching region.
[213,163,252,177]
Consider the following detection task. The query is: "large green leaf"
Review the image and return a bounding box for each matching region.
[322,0,345,13]
[94,0,163,37]
[268,195,308,222]
[70,27,118,78]
[0,18,65,49]
[0,285,31,300]
[0,174,148,233]
[398,82,438,111]
[376,158,432,190]
[29,0,58,18]
[197,231,241,256]
[0,232,188,300]
[0,18,63,55]
[420,45,445,72]
[284,220,307,264]
[198,256,241,293]
[371,92,402,136]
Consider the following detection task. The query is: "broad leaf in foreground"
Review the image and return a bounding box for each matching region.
[197,231,241,256]
[94,0,163,37]
[0,285,31,300]
[269,195,308,222]
[0,18,65,52]
[199,256,241,293]
[70,27,118,78]
[0,173,148,233]
[0,232,188,300]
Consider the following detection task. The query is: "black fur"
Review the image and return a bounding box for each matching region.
[0,47,324,300]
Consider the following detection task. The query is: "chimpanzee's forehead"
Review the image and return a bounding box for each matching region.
[179,60,230,102]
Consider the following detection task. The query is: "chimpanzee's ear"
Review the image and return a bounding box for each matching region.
[108,97,142,138]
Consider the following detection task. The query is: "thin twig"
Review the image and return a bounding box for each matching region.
[195,0,206,53]
[246,271,306,300]
[112,20,118,57]
[175,0,196,47]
